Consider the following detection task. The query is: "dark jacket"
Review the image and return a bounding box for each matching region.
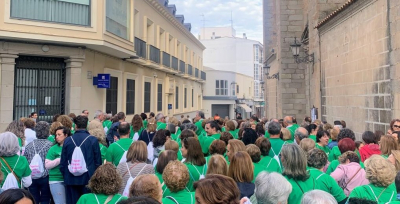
[60,130,102,185]
[236,182,255,199]
[107,121,120,145]
[138,130,156,146]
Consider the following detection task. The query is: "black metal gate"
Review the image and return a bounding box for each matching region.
[13,56,66,123]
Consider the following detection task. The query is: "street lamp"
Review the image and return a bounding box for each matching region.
[290,37,314,64]
[263,65,270,75]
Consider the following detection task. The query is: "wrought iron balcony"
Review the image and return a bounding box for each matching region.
[162,52,170,67]
[135,37,147,58]
[171,56,178,71]
[201,71,206,80]
[148,45,160,64]
[179,60,185,73]
[195,68,199,78]
[188,64,193,75]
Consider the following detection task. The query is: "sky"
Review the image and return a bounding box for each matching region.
[168,0,263,43]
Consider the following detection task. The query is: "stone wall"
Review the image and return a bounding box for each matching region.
[390,0,400,119]
[318,0,391,136]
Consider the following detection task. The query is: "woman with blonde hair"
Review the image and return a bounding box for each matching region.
[88,120,108,162]
[5,120,26,154]
[388,150,400,171]
[129,174,162,203]
[162,161,194,203]
[228,151,254,198]
[165,140,183,161]
[130,114,144,141]
[138,118,157,145]
[349,155,397,202]
[206,154,228,176]
[227,139,246,163]
[299,138,315,153]
[48,122,63,143]
[77,163,126,203]
[116,141,154,196]
[281,128,292,143]
[380,135,398,159]
[56,115,73,132]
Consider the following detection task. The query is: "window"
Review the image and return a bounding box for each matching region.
[144,82,151,112]
[192,89,194,107]
[215,80,228,96]
[126,79,135,115]
[175,86,179,109]
[184,88,187,108]
[157,84,162,111]
[254,81,259,98]
[106,0,131,40]
[11,0,91,26]
[237,85,239,94]
[106,77,118,115]
[254,64,259,80]
[255,45,259,61]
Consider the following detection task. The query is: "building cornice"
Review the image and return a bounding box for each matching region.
[145,0,206,50]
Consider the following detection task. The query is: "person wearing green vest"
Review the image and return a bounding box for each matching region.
[181,137,207,191]
[246,144,281,182]
[315,130,331,156]
[307,149,347,203]
[130,114,144,141]
[48,122,63,144]
[194,111,205,136]
[45,126,72,204]
[349,155,398,203]
[264,118,279,138]
[162,160,195,203]
[281,144,319,204]
[76,163,127,204]
[284,116,299,142]
[225,120,238,139]
[156,113,167,131]
[106,122,134,166]
[267,121,286,171]
[0,132,32,189]
[103,117,112,136]
[198,121,221,155]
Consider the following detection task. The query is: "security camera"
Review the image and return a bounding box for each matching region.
[271,48,275,53]
[153,73,158,78]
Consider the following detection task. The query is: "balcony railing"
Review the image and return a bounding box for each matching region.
[171,56,178,71]
[201,71,206,80]
[188,65,193,75]
[162,52,170,67]
[195,68,199,78]
[179,60,185,73]
[148,45,160,64]
[135,37,147,58]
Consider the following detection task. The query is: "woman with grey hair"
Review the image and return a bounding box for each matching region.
[5,120,26,155]
[281,144,317,203]
[307,149,347,203]
[250,171,292,204]
[301,190,337,204]
[23,121,53,204]
[0,132,32,190]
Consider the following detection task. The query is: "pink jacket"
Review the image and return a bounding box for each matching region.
[330,162,369,196]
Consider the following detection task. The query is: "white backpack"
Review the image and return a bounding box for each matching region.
[271,142,287,170]
[29,141,46,179]
[146,131,154,161]
[133,132,139,141]
[122,163,147,197]
[1,156,21,190]
[115,141,133,164]
[68,136,90,176]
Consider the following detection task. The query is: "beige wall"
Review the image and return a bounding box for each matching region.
[318,0,391,136]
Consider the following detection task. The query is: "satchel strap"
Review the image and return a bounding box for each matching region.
[0,157,21,183]
[343,167,362,190]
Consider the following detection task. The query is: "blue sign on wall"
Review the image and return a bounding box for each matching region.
[168,104,172,110]
[97,74,111,88]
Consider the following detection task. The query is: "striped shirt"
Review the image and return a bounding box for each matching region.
[116,162,155,194]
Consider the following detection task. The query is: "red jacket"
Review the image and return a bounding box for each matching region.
[359,144,381,162]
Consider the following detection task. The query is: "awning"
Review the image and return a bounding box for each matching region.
[238,104,252,112]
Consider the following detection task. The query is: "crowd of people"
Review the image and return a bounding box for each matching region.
[1,110,400,204]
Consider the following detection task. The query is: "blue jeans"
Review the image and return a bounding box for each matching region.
[28,176,52,204]
[50,182,66,204]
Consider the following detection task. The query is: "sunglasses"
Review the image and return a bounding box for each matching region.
[394,125,400,129]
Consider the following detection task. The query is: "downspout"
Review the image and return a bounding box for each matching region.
[318,31,323,120]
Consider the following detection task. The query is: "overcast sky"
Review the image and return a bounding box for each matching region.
[168,0,263,43]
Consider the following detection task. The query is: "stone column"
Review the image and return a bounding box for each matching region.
[0,52,18,130]
[65,57,85,115]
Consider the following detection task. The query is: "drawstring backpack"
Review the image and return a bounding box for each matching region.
[29,140,46,179]
[115,140,134,164]
[147,131,154,161]
[122,163,147,197]
[68,136,90,176]
[1,156,21,190]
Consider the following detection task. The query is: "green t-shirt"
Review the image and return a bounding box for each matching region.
[185,163,207,191]
[99,143,107,162]
[157,122,167,130]
[309,135,316,142]
[103,120,112,134]
[76,193,127,204]
[316,143,331,156]
[259,156,282,174]
[48,135,55,143]
[162,190,195,204]
[46,145,63,182]
[287,124,299,141]
[221,127,226,132]
[143,120,148,129]
[265,132,270,138]
[326,160,365,175]
[199,133,221,155]
[0,155,31,188]
[308,168,347,202]
[195,120,204,136]
[268,138,286,170]
[129,126,144,140]
[229,130,238,139]
[349,183,398,203]
[284,175,318,204]
[172,129,182,141]
[105,138,134,166]
[328,146,342,162]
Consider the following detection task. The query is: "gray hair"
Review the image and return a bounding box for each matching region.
[301,190,337,204]
[295,128,309,141]
[180,123,197,132]
[198,111,205,119]
[281,144,309,180]
[35,121,50,139]
[0,132,20,156]
[268,122,281,135]
[156,113,165,121]
[255,172,292,204]
[94,110,103,119]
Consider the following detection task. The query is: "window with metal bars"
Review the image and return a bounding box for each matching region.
[184,88,187,108]
[157,84,162,111]
[106,76,118,115]
[126,79,135,115]
[144,82,151,112]
[175,86,179,109]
